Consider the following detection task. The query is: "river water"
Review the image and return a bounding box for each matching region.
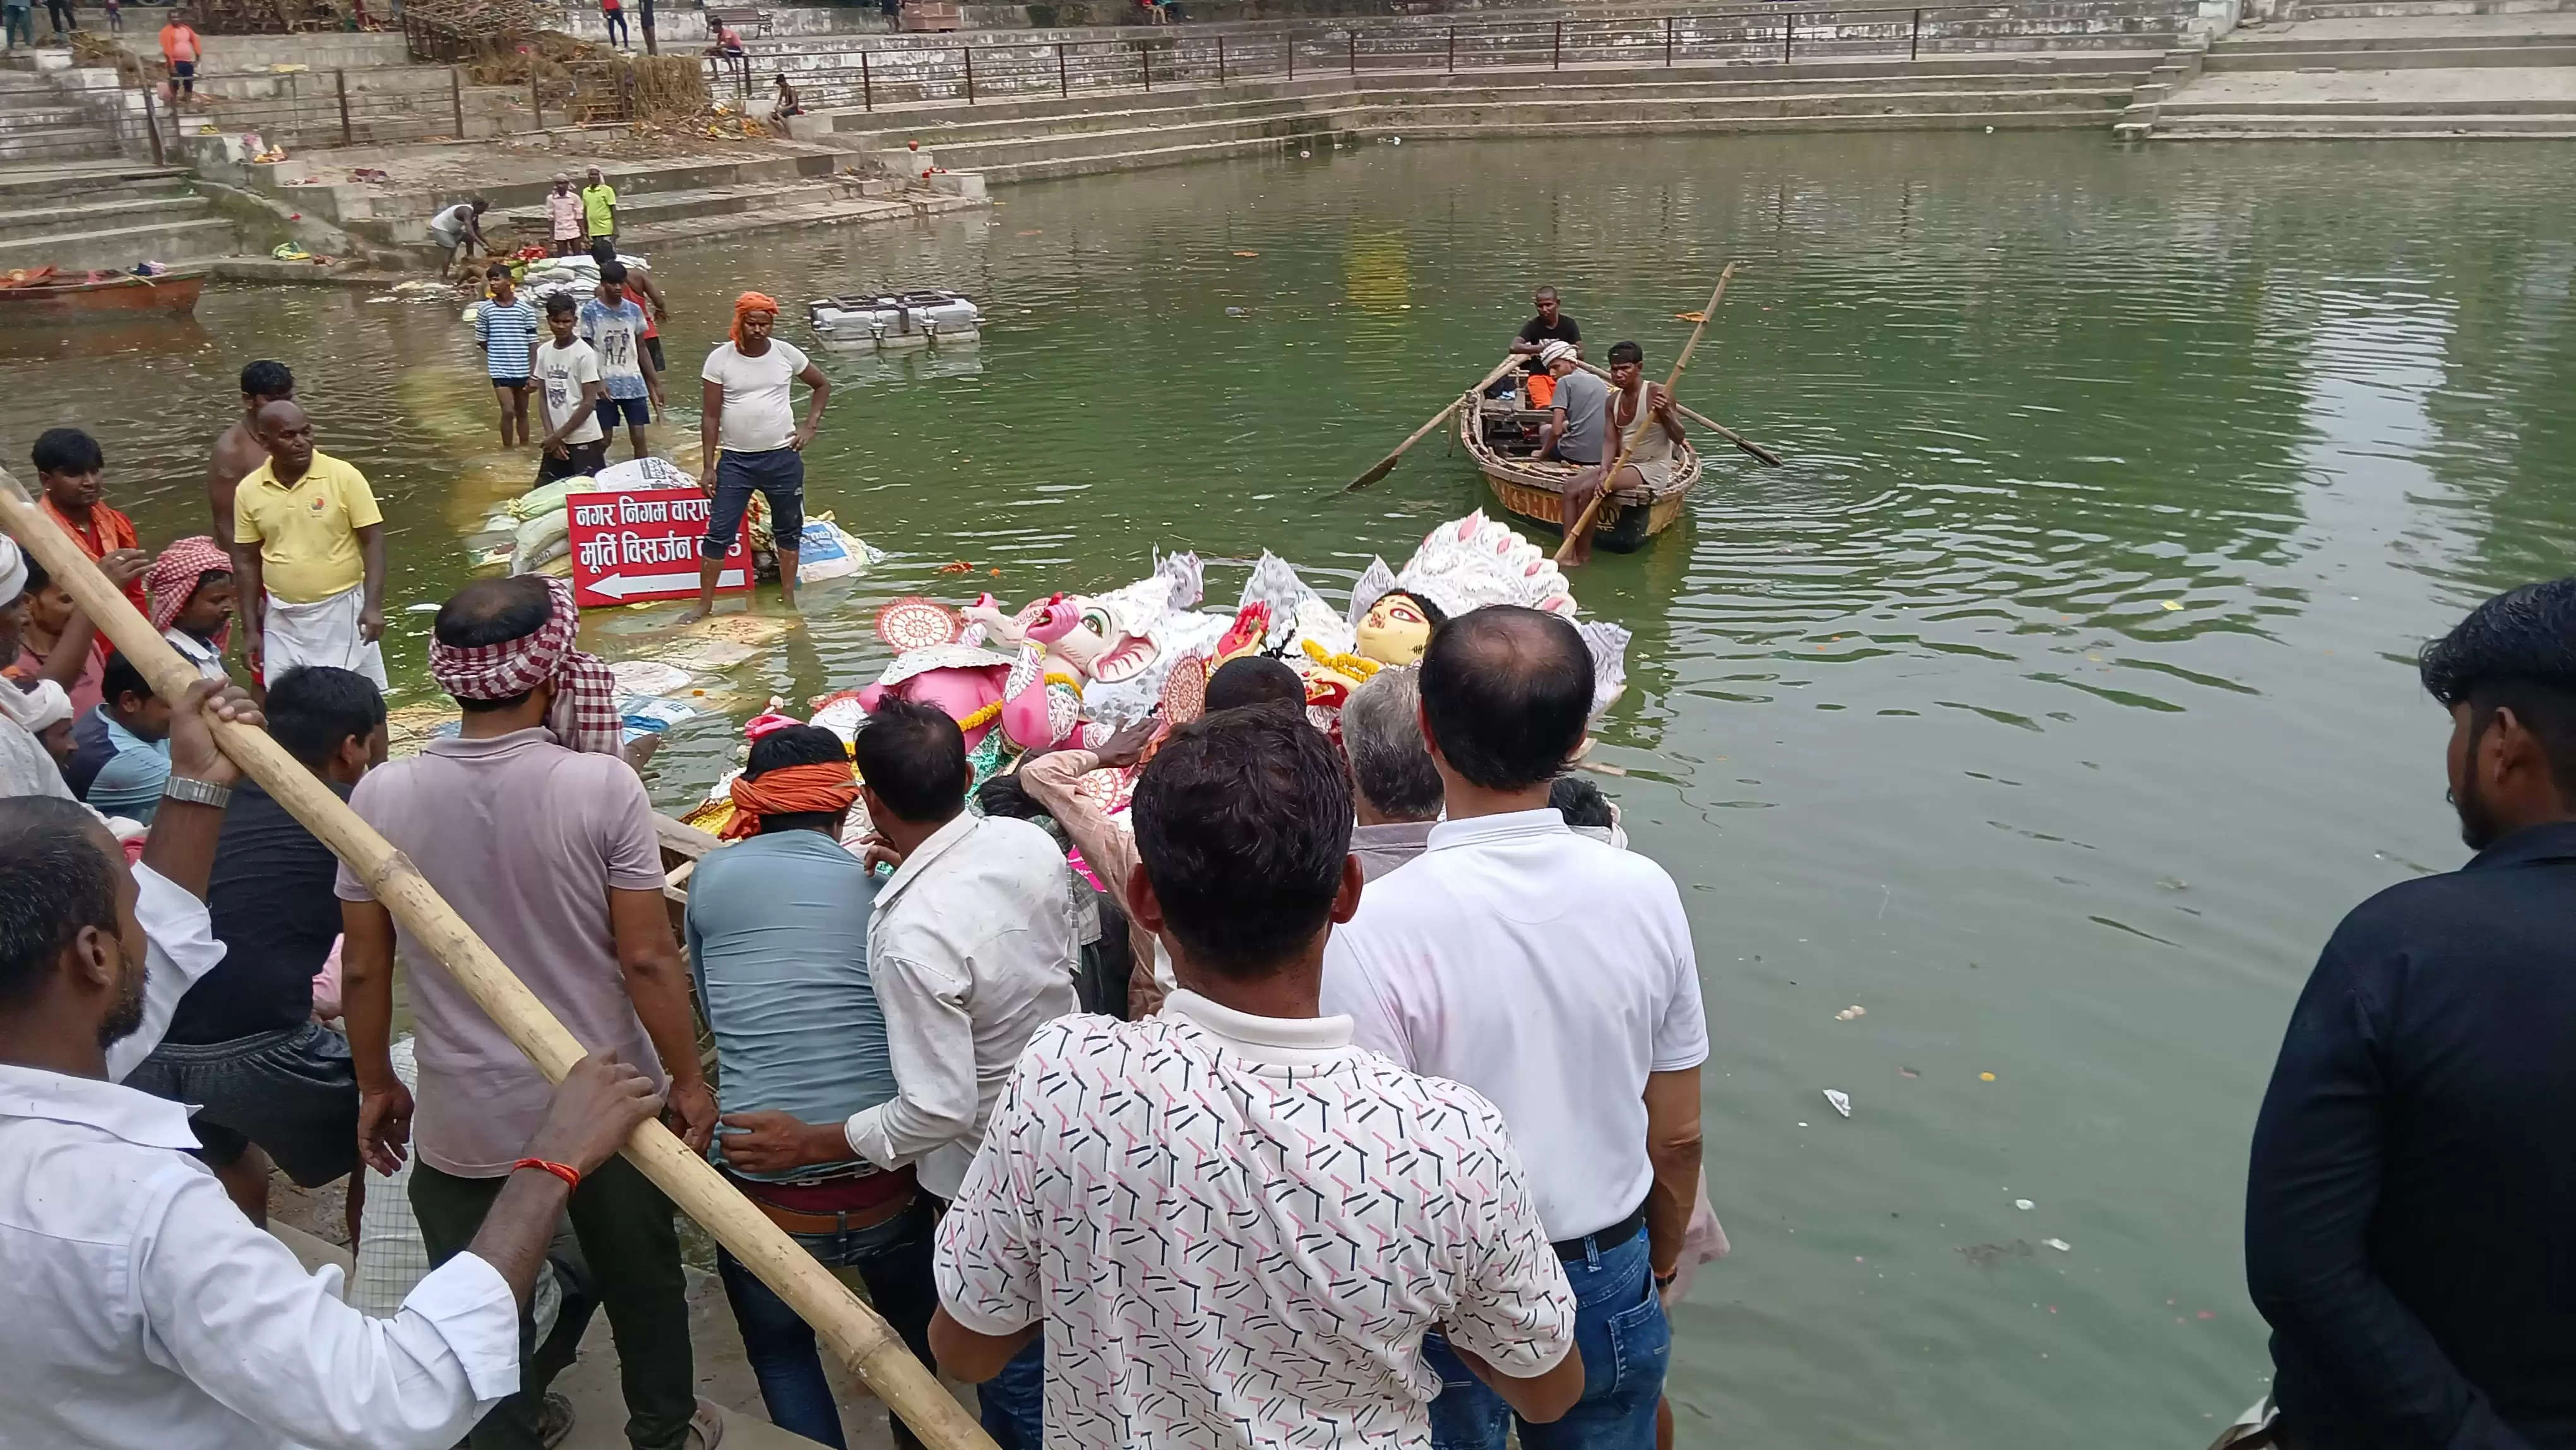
[6,131,2572,1446]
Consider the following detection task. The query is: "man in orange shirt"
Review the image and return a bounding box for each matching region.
[158,9,201,107]
[33,429,146,616]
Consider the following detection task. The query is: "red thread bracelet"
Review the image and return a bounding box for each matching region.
[513,1158,581,1190]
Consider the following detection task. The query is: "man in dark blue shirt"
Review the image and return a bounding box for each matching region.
[2246,577,2576,1450]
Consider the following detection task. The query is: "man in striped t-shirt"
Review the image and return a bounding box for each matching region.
[475,263,541,448]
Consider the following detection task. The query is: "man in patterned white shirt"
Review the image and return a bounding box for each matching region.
[930,703,1583,1447]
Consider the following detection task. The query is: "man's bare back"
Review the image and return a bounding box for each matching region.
[208,417,265,541]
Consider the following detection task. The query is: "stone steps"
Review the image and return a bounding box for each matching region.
[2154,110,2576,132]
[2207,40,2576,64]
[481,174,961,249]
[2286,0,2576,15]
[2162,89,2576,112]
[0,161,189,204]
[0,192,210,244]
[0,216,240,272]
[1371,83,2132,124]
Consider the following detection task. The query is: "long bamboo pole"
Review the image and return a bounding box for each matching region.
[0,468,997,1450]
[1554,264,1735,565]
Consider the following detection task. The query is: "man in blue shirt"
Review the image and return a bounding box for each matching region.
[578,261,661,462]
[688,724,933,1450]
[2246,575,2576,1450]
[83,652,173,824]
[475,263,539,450]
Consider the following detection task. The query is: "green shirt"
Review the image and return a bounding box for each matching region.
[580,182,617,235]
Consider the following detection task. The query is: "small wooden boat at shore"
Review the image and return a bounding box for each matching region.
[1457,355,1702,554]
[0,267,206,325]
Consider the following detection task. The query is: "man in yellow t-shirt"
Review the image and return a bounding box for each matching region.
[232,400,388,688]
[580,166,617,243]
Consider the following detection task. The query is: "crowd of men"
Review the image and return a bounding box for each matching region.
[0,293,2571,1450]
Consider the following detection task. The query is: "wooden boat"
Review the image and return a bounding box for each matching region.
[1457,356,1701,554]
[0,268,206,325]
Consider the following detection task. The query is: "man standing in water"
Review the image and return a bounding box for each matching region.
[683,291,828,625]
[2242,577,2576,1450]
[232,401,388,688]
[579,261,660,462]
[208,359,293,545]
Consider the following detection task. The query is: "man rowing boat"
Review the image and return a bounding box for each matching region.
[1558,340,1683,565]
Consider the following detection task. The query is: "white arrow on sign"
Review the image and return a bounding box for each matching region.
[587,567,747,599]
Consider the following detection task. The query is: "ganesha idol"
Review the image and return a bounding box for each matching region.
[813,553,1228,781]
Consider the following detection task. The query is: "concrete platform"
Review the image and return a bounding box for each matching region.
[2137,3,2576,137]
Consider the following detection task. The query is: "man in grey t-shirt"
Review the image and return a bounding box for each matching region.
[1539,339,1607,465]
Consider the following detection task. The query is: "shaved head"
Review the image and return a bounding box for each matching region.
[254,399,316,473]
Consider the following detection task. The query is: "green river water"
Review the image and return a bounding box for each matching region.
[6,130,2573,1447]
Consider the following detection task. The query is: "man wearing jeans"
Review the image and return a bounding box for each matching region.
[685,724,936,1450]
[1325,606,1708,1450]
[685,290,829,625]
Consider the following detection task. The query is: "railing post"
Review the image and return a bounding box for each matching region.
[1910,7,1921,59]
[530,69,542,131]
[336,68,352,145]
[963,44,975,102]
[1287,30,1294,80]
[1552,18,1562,69]
[1058,41,1068,95]
[1665,15,1674,66]
[450,64,465,136]
[1782,12,1793,61]
[619,63,635,121]
[1142,41,1152,90]
[1347,29,1356,73]
[1217,32,1226,83]
[861,49,873,111]
[1446,25,1454,70]
[140,85,165,167]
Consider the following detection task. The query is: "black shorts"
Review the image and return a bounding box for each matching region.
[491,375,530,391]
[645,334,666,372]
[537,437,610,482]
[123,1021,361,1186]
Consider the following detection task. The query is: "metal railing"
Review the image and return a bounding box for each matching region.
[701,1,2173,111]
[136,56,662,155]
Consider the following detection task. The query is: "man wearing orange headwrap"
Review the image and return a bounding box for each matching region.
[684,291,831,626]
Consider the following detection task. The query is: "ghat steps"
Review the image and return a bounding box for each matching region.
[809,53,2164,183]
[2128,6,2576,137]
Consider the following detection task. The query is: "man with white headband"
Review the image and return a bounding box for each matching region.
[336,573,719,1450]
[1538,339,1608,476]
[0,537,74,800]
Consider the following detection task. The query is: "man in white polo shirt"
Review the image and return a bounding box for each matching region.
[929,704,1585,1448]
[1323,605,1708,1450]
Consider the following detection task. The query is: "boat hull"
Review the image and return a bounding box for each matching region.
[1457,359,1700,554]
[0,272,205,325]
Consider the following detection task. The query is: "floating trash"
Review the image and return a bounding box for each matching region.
[2042,1238,2072,1253]
[1823,1089,1851,1118]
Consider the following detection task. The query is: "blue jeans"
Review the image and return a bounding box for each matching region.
[703,446,806,557]
[978,1334,1045,1449]
[1424,1225,1669,1450]
[716,1195,941,1450]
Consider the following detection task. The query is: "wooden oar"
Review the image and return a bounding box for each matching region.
[1573,357,1779,467]
[1554,264,1736,566]
[0,469,1001,1450]
[1344,354,1524,492]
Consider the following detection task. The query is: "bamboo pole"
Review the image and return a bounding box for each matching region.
[0,468,998,1450]
[1554,263,1734,565]
[1343,354,1524,493]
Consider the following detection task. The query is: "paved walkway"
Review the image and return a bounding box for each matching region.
[2226,11,2576,43]
[2181,64,2576,106]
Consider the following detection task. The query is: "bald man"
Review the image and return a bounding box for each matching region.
[232,400,387,687]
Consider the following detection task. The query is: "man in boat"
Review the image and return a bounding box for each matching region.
[2242,576,2576,1450]
[1510,285,1581,359]
[208,359,293,547]
[1557,340,1682,565]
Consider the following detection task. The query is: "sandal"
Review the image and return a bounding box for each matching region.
[687,1396,727,1450]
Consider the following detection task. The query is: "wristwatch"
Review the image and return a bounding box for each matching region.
[162,776,233,810]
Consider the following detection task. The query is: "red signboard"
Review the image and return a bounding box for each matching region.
[566,487,750,608]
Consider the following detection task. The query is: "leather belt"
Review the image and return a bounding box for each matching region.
[722,1165,918,1237]
[1553,1204,1647,1261]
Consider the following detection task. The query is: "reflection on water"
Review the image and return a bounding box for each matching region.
[5,131,2574,1447]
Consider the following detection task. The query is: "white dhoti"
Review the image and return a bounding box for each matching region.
[262,586,386,687]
